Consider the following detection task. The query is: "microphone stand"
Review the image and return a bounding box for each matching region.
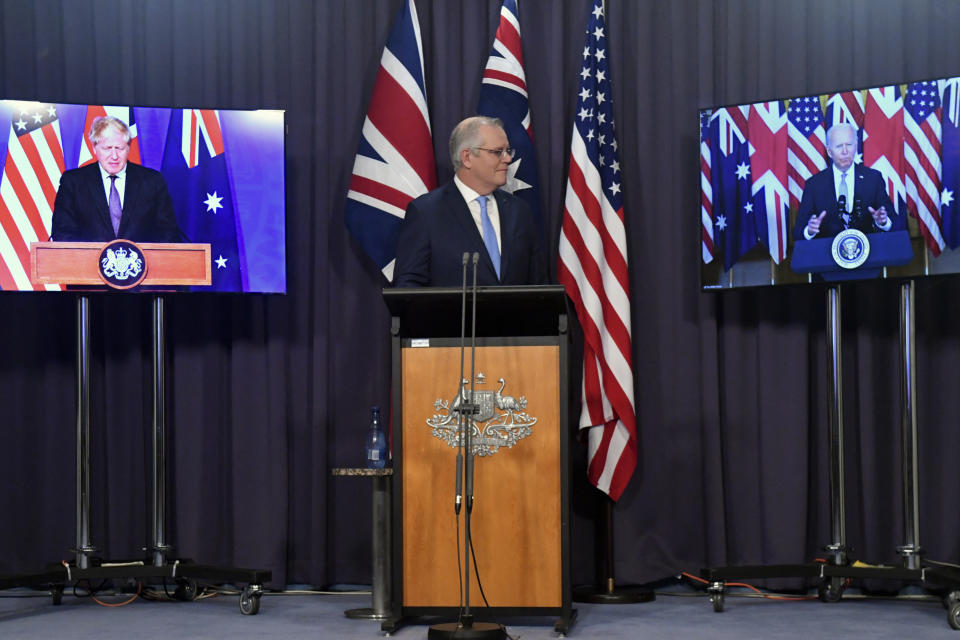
[430,253,505,640]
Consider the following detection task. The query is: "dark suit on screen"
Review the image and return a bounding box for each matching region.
[51,162,184,243]
[394,180,547,287]
[792,164,899,240]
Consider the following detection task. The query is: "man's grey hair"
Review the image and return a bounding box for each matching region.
[449,116,504,170]
[826,121,857,148]
[89,115,132,146]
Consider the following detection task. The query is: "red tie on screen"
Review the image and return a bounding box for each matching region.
[109,174,122,237]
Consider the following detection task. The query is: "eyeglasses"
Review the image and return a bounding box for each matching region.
[474,147,515,159]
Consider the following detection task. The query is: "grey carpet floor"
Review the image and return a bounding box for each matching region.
[0,586,958,638]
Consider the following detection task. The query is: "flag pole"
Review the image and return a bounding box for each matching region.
[573,493,654,604]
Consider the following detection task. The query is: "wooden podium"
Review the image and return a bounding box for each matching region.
[30,241,212,287]
[382,285,574,634]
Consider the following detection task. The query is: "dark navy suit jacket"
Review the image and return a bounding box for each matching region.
[51,162,184,243]
[394,180,547,287]
[792,164,900,240]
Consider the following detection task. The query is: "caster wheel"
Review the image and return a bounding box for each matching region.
[174,578,199,602]
[948,602,960,630]
[239,585,262,615]
[818,576,844,603]
[943,590,960,610]
[710,592,724,612]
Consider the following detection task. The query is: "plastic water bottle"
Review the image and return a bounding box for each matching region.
[365,406,388,469]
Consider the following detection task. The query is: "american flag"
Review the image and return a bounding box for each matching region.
[748,101,789,263]
[709,106,757,271]
[903,80,946,255]
[477,0,542,230]
[77,105,141,168]
[345,0,436,282]
[941,78,960,249]
[786,95,826,211]
[557,0,635,501]
[701,110,715,263]
[864,86,906,218]
[0,101,64,290]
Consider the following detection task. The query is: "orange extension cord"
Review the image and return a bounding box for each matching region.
[681,571,820,602]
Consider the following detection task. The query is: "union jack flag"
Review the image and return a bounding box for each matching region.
[748,101,789,263]
[941,78,960,249]
[864,86,906,219]
[345,0,436,281]
[77,105,141,168]
[903,80,946,255]
[786,95,826,210]
[701,110,715,263]
[0,101,64,290]
[477,0,542,230]
[557,0,635,501]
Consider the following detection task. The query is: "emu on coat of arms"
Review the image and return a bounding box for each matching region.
[427,374,537,456]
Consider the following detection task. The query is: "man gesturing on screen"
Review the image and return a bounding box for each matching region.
[793,122,897,240]
[51,115,183,243]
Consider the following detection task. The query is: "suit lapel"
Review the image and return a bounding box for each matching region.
[120,165,142,237]
[493,190,513,281]
[85,164,114,235]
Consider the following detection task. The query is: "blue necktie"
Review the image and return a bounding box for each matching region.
[477,195,500,279]
[109,174,122,237]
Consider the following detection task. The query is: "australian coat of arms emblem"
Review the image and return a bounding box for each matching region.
[427,373,537,456]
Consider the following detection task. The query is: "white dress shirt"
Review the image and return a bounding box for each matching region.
[453,175,501,253]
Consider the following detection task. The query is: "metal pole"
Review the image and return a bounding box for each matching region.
[151,296,169,566]
[371,472,392,616]
[898,281,922,569]
[825,285,847,566]
[75,295,95,569]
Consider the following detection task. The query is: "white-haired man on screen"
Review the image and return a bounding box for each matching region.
[52,115,183,243]
[793,122,897,240]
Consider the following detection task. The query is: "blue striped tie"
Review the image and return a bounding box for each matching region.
[478,195,500,279]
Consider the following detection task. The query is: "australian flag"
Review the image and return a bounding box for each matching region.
[710,106,758,271]
[941,78,960,249]
[161,109,242,291]
[476,0,542,231]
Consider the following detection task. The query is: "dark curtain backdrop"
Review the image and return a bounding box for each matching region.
[2,0,960,590]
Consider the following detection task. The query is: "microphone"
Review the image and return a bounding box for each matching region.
[455,450,463,515]
[454,251,470,515]
[466,252,480,513]
[837,194,847,213]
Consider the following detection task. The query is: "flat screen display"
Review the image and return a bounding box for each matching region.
[699,77,960,289]
[0,101,285,292]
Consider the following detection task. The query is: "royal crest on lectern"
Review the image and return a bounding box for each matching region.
[427,373,537,456]
[98,239,147,289]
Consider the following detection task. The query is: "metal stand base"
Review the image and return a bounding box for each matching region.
[2,295,272,615]
[573,583,655,604]
[345,607,390,620]
[428,621,507,639]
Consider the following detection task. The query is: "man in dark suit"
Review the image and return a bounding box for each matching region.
[793,121,898,241]
[394,116,546,287]
[51,115,183,243]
